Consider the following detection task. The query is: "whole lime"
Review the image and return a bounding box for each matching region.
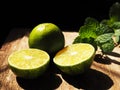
[8,49,50,79]
[53,43,95,75]
[28,23,65,54]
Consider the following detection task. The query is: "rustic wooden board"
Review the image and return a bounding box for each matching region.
[0,28,120,90]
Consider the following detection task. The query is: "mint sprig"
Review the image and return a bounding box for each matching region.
[73,2,120,54]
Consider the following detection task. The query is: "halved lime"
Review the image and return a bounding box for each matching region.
[8,49,50,79]
[53,43,95,75]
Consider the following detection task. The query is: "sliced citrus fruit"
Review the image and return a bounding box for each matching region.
[28,23,65,55]
[8,49,50,79]
[53,43,95,75]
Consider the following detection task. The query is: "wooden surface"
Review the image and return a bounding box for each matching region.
[0,28,120,90]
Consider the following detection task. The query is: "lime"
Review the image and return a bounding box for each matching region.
[8,49,50,79]
[53,43,95,75]
[28,23,65,55]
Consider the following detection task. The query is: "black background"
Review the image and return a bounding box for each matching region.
[0,0,119,46]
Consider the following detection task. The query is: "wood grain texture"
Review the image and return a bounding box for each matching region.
[0,28,120,90]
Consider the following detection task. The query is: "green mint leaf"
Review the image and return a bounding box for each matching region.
[109,2,120,22]
[95,33,113,44]
[95,33,114,53]
[79,25,97,39]
[101,19,112,26]
[73,17,99,50]
[73,24,98,50]
[114,29,120,36]
[73,36,82,44]
[78,17,99,38]
[96,23,114,35]
[113,29,120,43]
[84,17,99,27]
[111,22,120,29]
[100,40,115,53]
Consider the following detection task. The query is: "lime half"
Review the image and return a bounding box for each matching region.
[8,49,50,79]
[53,43,95,75]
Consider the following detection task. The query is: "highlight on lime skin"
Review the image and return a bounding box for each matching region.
[28,23,65,54]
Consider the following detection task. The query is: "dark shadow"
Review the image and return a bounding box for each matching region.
[94,54,120,65]
[3,28,31,44]
[105,52,120,58]
[94,54,111,64]
[16,63,62,90]
[109,58,120,65]
[16,71,62,90]
[0,31,10,48]
[62,69,113,90]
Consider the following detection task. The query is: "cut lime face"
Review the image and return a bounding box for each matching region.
[53,43,95,75]
[8,49,50,79]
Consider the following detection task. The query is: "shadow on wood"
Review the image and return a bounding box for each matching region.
[16,73,62,90]
[61,69,113,90]
[94,54,120,65]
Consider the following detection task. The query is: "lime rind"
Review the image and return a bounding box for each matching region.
[53,43,95,75]
[8,49,50,69]
[9,60,50,79]
[8,49,50,79]
[54,55,95,75]
[53,43,95,66]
